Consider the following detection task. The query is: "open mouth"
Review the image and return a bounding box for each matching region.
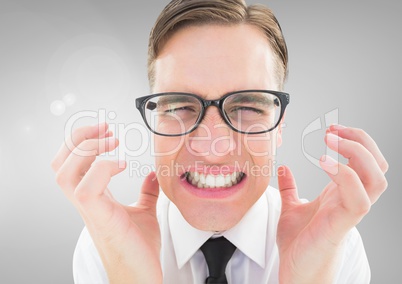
[184,172,245,188]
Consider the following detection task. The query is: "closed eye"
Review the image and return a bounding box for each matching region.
[229,106,263,114]
[165,106,197,113]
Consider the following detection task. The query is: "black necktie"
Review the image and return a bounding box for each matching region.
[200,237,237,284]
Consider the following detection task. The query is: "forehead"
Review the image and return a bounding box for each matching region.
[153,24,278,97]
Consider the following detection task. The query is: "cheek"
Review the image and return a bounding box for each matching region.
[154,136,185,194]
[154,135,186,157]
[241,132,277,181]
[242,131,277,157]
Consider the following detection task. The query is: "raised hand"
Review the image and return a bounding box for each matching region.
[276,125,388,283]
[51,123,162,284]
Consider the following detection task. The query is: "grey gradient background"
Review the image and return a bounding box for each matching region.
[0,0,401,283]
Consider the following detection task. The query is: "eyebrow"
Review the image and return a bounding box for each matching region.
[147,95,198,111]
[158,95,196,105]
[228,93,277,106]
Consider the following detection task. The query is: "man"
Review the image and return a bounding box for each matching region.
[52,0,388,283]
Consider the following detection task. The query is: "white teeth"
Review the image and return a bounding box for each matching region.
[200,174,206,184]
[186,172,244,188]
[193,172,200,182]
[231,172,237,183]
[205,175,215,188]
[215,175,225,187]
[225,175,231,185]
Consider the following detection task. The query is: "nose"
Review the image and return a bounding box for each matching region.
[187,107,237,158]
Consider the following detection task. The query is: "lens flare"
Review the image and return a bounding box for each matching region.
[63,93,76,106]
[50,100,66,116]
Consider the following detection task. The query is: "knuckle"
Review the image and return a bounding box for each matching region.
[69,126,94,147]
[347,193,371,217]
[55,171,67,187]
[69,128,84,147]
[367,175,388,196]
[354,128,368,138]
[380,160,389,173]
[79,139,97,151]
[347,139,366,153]
[74,187,90,203]
[72,126,88,139]
[91,160,111,172]
[50,158,59,172]
[356,201,371,216]
[342,167,359,182]
[72,140,98,156]
[71,126,83,137]
[92,159,106,167]
[377,177,388,193]
[74,161,111,203]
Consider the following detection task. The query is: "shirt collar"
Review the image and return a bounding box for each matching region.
[169,192,268,269]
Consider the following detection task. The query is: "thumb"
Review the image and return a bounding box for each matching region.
[137,172,160,213]
[277,165,299,206]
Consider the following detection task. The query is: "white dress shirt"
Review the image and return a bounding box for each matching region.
[73,186,370,284]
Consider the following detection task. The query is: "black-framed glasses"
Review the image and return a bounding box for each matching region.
[135,90,290,136]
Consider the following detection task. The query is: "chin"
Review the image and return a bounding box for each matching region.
[181,203,246,232]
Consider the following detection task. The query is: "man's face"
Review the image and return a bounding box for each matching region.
[152,24,282,231]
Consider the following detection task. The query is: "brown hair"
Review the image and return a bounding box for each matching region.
[148,0,288,90]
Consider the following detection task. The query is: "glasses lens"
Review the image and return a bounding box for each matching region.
[143,94,202,135]
[223,91,282,133]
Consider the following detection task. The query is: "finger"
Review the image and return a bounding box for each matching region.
[328,125,389,173]
[51,122,111,172]
[137,172,160,214]
[277,165,300,206]
[74,160,126,220]
[325,133,387,203]
[319,155,371,220]
[319,155,372,243]
[55,138,119,200]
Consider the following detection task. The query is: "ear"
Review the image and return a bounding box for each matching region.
[276,111,286,147]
